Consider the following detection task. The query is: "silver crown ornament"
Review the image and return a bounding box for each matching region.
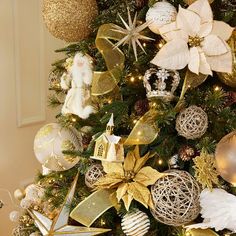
[143,67,180,101]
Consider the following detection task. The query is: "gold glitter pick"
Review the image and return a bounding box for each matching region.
[112,8,154,61]
[28,174,111,236]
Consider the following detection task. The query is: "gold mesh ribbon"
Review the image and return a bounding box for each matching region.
[70,189,115,227]
[124,109,160,145]
[91,24,125,96]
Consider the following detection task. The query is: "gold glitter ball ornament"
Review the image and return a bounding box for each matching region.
[42,0,98,42]
[215,131,236,185]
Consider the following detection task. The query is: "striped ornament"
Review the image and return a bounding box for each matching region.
[121,210,150,236]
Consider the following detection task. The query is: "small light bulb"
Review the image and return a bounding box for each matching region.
[185,232,191,236]
[214,86,220,91]
[158,159,163,165]
[71,117,77,122]
[143,43,147,47]
[158,43,163,48]
[137,131,142,135]
[130,77,135,82]
[108,100,112,104]
[133,119,137,124]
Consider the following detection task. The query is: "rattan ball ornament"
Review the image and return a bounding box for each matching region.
[34,123,83,171]
[146,1,177,34]
[151,170,201,226]
[42,0,98,42]
[176,106,208,140]
[85,164,105,188]
[121,209,150,236]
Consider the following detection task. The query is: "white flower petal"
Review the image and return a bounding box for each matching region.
[198,49,212,75]
[202,35,228,56]
[177,6,201,36]
[198,22,213,37]
[188,0,213,23]
[211,21,234,41]
[206,45,233,73]
[159,22,188,42]
[188,47,200,74]
[151,39,190,70]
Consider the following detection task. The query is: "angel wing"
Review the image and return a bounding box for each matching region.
[186,188,236,232]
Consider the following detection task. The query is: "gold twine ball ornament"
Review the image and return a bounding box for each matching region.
[217,32,236,88]
[14,189,25,201]
[215,131,236,185]
[85,164,105,188]
[42,0,98,42]
[34,123,83,171]
[151,170,201,226]
[121,209,150,236]
[176,105,208,140]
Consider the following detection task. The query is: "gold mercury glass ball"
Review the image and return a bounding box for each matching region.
[42,0,98,42]
[14,189,25,201]
[215,131,236,185]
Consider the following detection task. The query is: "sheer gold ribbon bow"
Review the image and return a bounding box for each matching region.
[91,24,125,96]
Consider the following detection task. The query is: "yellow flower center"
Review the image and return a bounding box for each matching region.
[124,171,135,181]
[188,36,203,47]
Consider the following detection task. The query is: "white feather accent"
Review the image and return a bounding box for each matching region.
[186,188,236,232]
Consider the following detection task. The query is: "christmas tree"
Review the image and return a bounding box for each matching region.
[9,0,236,235]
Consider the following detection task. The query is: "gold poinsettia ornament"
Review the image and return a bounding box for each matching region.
[95,146,165,210]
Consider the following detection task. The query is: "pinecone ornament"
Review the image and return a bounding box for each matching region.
[179,145,195,161]
[225,91,236,107]
[135,0,148,8]
[134,99,149,116]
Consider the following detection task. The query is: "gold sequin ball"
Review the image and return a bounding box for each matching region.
[42,0,98,42]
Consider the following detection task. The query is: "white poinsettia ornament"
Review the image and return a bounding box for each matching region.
[151,0,234,75]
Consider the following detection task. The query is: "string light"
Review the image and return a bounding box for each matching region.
[185,232,191,236]
[71,117,77,122]
[157,159,163,165]
[108,99,112,104]
[214,85,221,91]
[158,42,164,48]
[130,76,135,82]
[133,119,138,124]
[143,43,147,47]
[138,76,143,80]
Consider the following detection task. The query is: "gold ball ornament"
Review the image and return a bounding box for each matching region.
[34,123,83,171]
[217,32,236,88]
[42,0,98,42]
[215,131,236,185]
[151,170,201,226]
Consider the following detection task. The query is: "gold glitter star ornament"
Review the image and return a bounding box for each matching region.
[28,174,111,235]
[113,8,154,61]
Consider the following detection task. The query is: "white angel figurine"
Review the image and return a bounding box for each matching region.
[186,188,236,232]
[62,53,95,119]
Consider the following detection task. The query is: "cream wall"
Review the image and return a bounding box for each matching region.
[0,0,64,234]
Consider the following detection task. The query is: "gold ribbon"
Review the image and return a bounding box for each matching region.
[175,70,208,112]
[91,24,125,96]
[124,109,160,145]
[70,189,115,227]
[187,229,219,236]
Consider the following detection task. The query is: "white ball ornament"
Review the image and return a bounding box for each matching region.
[34,123,83,171]
[14,189,25,201]
[9,211,20,222]
[20,198,32,209]
[121,210,150,236]
[146,1,177,34]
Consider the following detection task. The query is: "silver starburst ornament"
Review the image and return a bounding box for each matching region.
[113,8,153,61]
[28,174,111,236]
